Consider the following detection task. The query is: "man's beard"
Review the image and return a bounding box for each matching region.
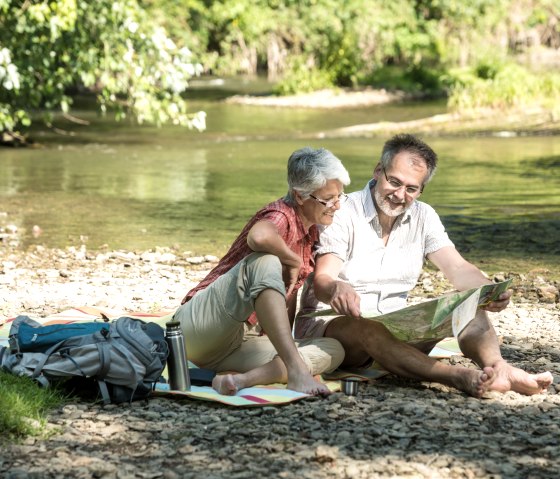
[373,186,409,217]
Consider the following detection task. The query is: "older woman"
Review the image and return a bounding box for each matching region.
[174,147,351,395]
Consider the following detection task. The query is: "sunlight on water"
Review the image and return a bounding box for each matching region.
[0,89,559,262]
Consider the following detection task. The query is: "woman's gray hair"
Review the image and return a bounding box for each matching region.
[285,147,350,204]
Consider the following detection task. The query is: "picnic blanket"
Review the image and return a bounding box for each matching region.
[1,307,461,404]
[0,307,340,406]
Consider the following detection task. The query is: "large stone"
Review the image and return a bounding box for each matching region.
[536,284,559,303]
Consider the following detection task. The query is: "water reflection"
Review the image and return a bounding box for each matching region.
[1,145,209,202]
[0,91,559,260]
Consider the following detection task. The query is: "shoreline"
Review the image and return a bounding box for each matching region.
[225,88,560,138]
[225,87,413,109]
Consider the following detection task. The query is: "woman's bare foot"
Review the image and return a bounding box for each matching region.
[451,366,495,398]
[212,374,241,396]
[489,360,553,395]
[287,370,330,395]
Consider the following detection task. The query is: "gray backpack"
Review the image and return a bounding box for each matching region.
[0,316,169,404]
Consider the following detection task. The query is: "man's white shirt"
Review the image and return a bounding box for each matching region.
[300,180,454,317]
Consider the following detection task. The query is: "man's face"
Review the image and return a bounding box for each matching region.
[372,152,427,218]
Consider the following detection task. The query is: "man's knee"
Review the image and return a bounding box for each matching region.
[298,338,345,375]
[327,317,393,347]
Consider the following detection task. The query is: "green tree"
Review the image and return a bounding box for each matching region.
[0,0,205,142]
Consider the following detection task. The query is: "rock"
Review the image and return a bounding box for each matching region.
[187,256,205,264]
[314,445,339,463]
[536,284,559,303]
[422,277,434,292]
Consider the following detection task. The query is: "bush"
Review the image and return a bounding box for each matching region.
[447,62,560,112]
[272,58,335,95]
[363,65,445,94]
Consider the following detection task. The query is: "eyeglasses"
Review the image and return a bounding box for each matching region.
[382,168,424,195]
[309,192,348,209]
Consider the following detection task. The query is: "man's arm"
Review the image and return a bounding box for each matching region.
[247,220,301,297]
[313,253,361,318]
[428,246,511,312]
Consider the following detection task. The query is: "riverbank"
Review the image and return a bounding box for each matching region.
[312,106,560,139]
[1,244,559,478]
[225,87,411,109]
[226,88,560,138]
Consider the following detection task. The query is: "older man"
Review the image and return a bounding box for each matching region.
[295,134,553,396]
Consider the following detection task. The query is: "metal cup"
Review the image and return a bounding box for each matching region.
[341,378,360,396]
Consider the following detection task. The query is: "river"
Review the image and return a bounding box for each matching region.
[1,79,559,265]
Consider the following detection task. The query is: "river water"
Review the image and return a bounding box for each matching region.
[1,79,559,262]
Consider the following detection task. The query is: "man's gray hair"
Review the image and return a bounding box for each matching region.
[285,147,350,204]
[380,133,438,183]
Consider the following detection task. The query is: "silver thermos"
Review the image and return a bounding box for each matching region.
[165,321,191,391]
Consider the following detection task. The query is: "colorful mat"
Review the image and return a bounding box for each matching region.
[1,307,461,404]
[0,307,340,406]
[153,379,340,407]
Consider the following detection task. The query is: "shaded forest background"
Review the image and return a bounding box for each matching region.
[1,0,559,138]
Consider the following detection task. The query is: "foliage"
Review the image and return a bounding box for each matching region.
[415,0,511,66]
[0,370,67,442]
[273,57,334,95]
[365,65,446,94]
[447,61,560,112]
[0,0,206,136]
[142,0,559,98]
[143,0,441,85]
[3,0,559,128]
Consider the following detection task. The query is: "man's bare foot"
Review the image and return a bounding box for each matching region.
[287,371,330,396]
[490,360,553,395]
[212,374,241,396]
[452,366,495,398]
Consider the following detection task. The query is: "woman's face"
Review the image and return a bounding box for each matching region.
[297,179,345,229]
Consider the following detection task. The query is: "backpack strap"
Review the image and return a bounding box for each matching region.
[97,379,111,405]
[95,341,113,405]
[96,341,112,378]
[31,341,67,379]
[107,340,141,403]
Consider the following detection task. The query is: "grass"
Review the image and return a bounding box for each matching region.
[0,370,68,445]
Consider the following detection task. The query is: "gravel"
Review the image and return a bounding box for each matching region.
[1,245,559,479]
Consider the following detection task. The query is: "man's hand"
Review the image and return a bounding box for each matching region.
[481,290,512,313]
[313,254,361,318]
[429,246,512,314]
[329,281,361,318]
